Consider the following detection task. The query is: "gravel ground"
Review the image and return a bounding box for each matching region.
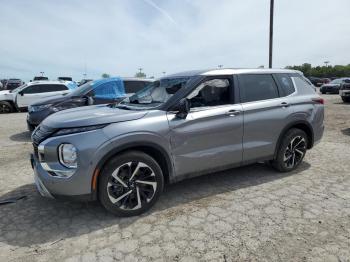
[0,94,349,262]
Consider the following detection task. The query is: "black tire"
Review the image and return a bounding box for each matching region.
[0,101,14,113]
[272,128,308,172]
[321,91,326,94]
[98,151,164,216]
[342,97,350,103]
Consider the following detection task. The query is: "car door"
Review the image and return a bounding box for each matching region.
[167,76,243,177]
[16,84,69,107]
[238,74,294,163]
[16,84,43,108]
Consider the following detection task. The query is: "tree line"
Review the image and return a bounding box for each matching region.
[286,63,350,78]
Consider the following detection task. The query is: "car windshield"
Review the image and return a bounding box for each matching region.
[10,83,27,93]
[330,79,343,84]
[69,81,94,96]
[119,77,190,109]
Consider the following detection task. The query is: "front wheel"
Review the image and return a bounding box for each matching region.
[272,128,308,172]
[0,101,14,113]
[98,151,164,216]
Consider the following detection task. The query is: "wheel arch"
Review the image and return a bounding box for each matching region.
[274,120,314,159]
[91,141,173,200]
[0,100,17,111]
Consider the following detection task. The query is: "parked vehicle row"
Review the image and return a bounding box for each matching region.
[308,77,330,87]
[27,77,152,130]
[0,81,77,113]
[30,68,324,216]
[319,77,350,94]
[339,80,350,102]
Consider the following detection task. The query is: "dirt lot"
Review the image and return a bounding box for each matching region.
[0,94,349,262]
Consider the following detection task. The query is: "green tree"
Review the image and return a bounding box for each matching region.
[135,71,146,78]
[285,63,350,78]
[101,73,110,78]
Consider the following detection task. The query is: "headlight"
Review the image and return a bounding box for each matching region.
[29,104,52,112]
[51,106,66,112]
[53,124,107,137]
[58,143,77,168]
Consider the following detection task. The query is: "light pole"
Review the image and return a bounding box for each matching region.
[269,0,274,68]
[162,71,166,76]
[324,61,330,67]
[40,71,44,76]
[218,65,223,69]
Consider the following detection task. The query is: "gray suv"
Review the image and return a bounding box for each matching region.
[30,69,324,216]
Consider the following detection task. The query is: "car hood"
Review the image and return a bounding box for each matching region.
[322,84,340,87]
[42,105,148,128]
[30,94,69,106]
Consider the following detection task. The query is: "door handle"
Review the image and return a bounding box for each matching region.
[225,110,241,116]
[280,102,290,107]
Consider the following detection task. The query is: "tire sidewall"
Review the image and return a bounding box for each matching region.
[0,101,13,113]
[275,128,308,172]
[98,151,164,217]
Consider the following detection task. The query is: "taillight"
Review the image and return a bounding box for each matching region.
[312,98,325,104]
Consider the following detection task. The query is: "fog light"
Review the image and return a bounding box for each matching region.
[58,144,77,168]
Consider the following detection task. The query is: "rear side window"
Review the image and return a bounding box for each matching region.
[22,85,44,94]
[292,76,316,94]
[42,84,68,92]
[92,81,126,99]
[239,74,279,103]
[275,74,295,96]
[23,84,68,94]
[124,81,149,94]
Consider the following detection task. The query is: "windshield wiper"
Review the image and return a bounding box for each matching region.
[115,104,132,110]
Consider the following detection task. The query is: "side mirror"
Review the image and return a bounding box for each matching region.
[175,98,190,119]
[19,91,24,96]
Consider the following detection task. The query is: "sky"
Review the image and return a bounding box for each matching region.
[0,0,349,82]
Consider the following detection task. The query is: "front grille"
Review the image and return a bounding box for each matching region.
[32,125,56,146]
[343,84,350,90]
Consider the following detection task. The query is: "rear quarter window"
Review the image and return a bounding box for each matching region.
[274,74,295,96]
[292,76,316,94]
[124,81,149,94]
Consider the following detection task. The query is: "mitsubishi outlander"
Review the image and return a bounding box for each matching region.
[30,69,324,216]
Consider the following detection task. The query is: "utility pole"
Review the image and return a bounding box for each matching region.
[269,0,274,68]
[324,61,330,67]
[138,68,143,74]
[40,71,44,76]
[218,65,223,69]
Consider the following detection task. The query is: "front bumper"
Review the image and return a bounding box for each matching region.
[31,153,94,201]
[339,90,350,97]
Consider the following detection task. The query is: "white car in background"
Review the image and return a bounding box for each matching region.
[0,80,77,113]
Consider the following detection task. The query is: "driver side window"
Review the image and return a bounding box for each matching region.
[187,79,231,109]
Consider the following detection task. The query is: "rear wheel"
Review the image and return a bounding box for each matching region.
[0,101,14,113]
[272,128,308,172]
[99,151,164,216]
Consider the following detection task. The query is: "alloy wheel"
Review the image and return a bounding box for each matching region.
[283,136,306,168]
[106,161,157,210]
[0,104,11,113]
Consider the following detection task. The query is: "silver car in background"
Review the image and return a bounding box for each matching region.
[31,69,324,216]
